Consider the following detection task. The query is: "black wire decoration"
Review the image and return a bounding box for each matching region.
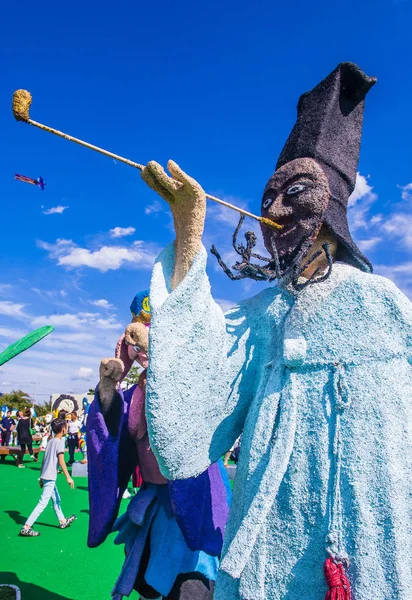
[210,216,333,290]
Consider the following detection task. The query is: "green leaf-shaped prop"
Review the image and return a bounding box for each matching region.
[0,326,54,367]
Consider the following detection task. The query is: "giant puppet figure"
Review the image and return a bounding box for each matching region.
[86,291,231,600]
[138,63,412,599]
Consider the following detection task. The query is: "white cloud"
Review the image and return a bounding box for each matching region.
[0,287,121,395]
[345,176,412,263]
[0,284,12,296]
[92,317,122,330]
[357,237,382,252]
[145,201,165,215]
[348,173,376,206]
[38,239,73,254]
[31,312,122,331]
[71,367,94,381]
[31,313,85,329]
[57,245,149,272]
[348,173,378,231]
[42,205,69,215]
[365,182,412,252]
[61,247,131,271]
[49,332,95,344]
[0,327,24,339]
[30,287,73,310]
[90,299,114,310]
[375,261,412,299]
[109,226,136,238]
[207,194,250,229]
[381,213,412,249]
[370,215,383,226]
[386,262,412,274]
[38,238,159,273]
[398,183,412,202]
[216,298,235,313]
[0,301,26,319]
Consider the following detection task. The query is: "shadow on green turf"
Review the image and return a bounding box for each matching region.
[0,573,75,600]
[0,463,39,470]
[4,511,60,529]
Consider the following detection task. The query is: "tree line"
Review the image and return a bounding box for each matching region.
[0,389,51,417]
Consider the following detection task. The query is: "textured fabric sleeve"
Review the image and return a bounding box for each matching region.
[87,386,137,547]
[147,243,258,480]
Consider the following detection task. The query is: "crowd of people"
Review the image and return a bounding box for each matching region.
[0,408,87,467]
[1,408,89,537]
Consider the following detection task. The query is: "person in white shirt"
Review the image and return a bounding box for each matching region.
[20,418,76,536]
[67,412,81,466]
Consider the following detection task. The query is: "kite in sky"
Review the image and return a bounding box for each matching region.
[14,173,46,190]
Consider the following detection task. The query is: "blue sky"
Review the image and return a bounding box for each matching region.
[1,0,411,400]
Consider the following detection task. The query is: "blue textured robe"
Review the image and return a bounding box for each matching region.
[146,244,412,600]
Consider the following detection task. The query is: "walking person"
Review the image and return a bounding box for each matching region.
[12,411,23,446]
[1,410,15,446]
[16,408,35,468]
[20,418,76,537]
[67,412,81,466]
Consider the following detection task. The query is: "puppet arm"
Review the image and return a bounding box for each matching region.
[98,358,124,422]
[146,242,259,480]
[86,359,138,548]
[141,160,206,290]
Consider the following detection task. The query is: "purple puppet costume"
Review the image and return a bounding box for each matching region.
[87,291,231,600]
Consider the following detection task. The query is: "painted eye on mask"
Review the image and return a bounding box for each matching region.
[285,183,306,196]
[262,196,274,209]
[133,345,141,353]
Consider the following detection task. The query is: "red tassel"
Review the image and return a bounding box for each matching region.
[324,558,351,600]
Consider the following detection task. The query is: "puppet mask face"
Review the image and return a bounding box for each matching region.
[58,398,75,414]
[124,322,149,369]
[261,158,330,276]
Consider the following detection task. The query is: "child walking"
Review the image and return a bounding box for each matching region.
[20,418,76,537]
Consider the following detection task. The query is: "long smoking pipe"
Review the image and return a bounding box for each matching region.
[12,89,282,231]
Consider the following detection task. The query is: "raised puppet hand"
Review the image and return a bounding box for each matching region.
[141,160,206,289]
[99,358,124,416]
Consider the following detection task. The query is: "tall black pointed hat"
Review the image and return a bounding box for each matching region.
[276,62,376,272]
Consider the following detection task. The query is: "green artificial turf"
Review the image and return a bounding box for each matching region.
[0,452,136,600]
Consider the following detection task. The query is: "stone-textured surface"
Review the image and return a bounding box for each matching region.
[12,89,32,121]
[261,157,330,275]
[141,159,206,289]
[98,357,124,416]
[124,321,149,351]
[274,62,376,272]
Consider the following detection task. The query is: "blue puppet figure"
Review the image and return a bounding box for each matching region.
[80,397,90,433]
[86,291,231,600]
[139,63,412,600]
